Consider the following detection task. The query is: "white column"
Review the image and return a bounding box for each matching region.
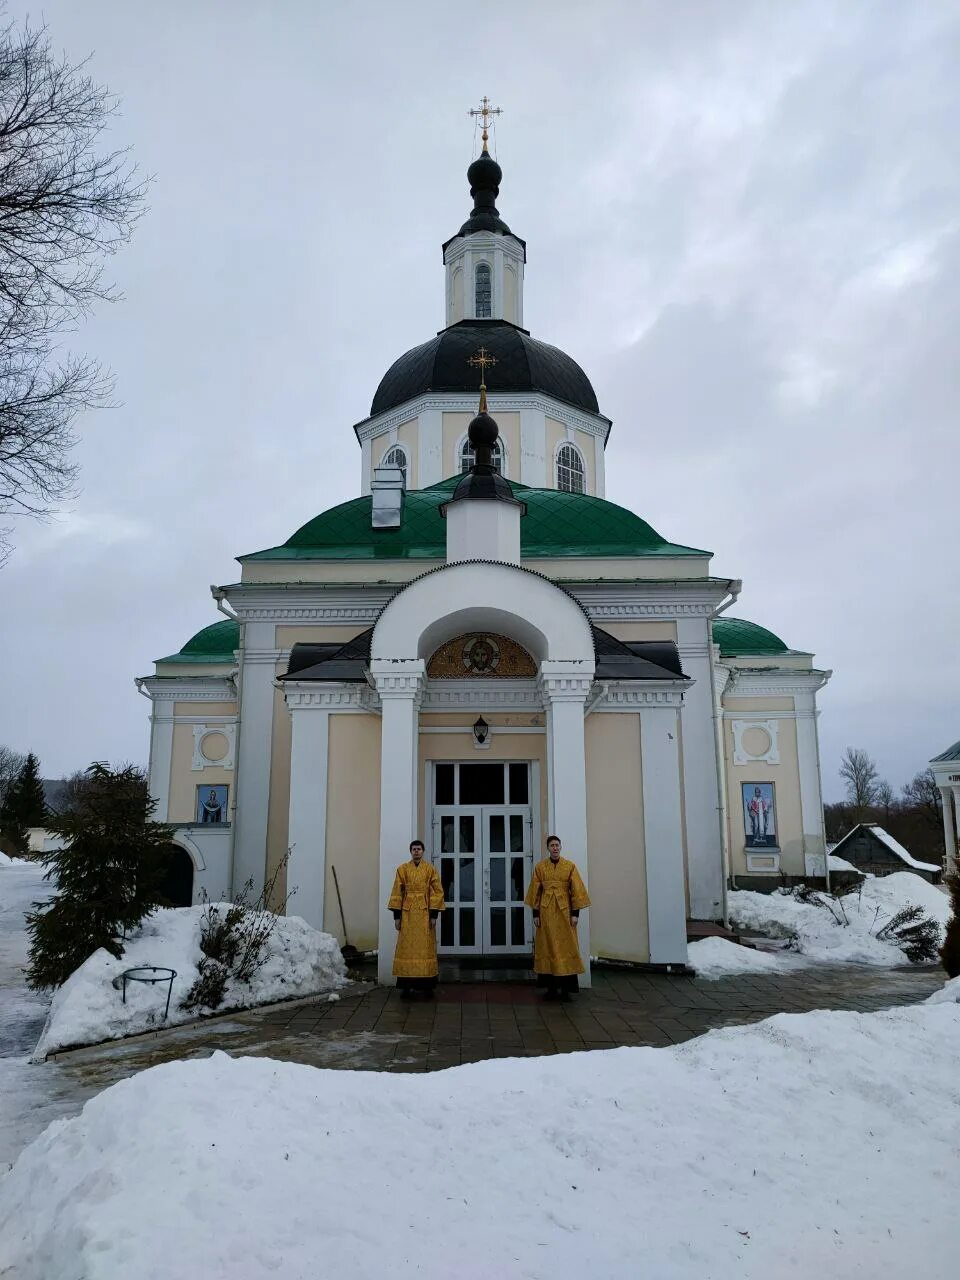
[640,699,689,967]
[418,409,443,489]
[945,789,959,877]
[540,666,593,987]
[361,436,372,495]
[795,690,827,862]
[147,696,175,821]
[593,432,606,499]
[371,660,425,985]
[520,407,546,487]
[676,617,724,920]
[232,623,279,897]
[285,694,331,932]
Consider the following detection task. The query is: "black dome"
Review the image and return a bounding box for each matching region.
[370,320,600,417]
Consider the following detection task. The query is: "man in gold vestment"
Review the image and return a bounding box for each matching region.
[524,835,590,1000]
[388,840,445,997]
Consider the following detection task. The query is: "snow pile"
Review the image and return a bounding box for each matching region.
[687,935,795,978]
[0,852,25,867]
[728,872,950,966]
[828,853,860,874]
[927,976,960,1004]
[31,906,347,1060]
[3,1004,959,1279]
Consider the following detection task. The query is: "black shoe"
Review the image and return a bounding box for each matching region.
[559,991,572,1003]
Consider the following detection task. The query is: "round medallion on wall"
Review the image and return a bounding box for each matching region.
[462,635,500,675]
[741,726,772,758]
[199,731,229,763]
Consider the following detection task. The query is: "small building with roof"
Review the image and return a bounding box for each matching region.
[136,123,832,982]
[827,824,941,884]
[929,739,960,876]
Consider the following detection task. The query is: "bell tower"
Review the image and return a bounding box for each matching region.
[443,97,526,328]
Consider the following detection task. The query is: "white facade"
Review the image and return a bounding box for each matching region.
[138,139,834,983]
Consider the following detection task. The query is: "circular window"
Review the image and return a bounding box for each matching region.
[199,731,229,763]
[741,726,772,758]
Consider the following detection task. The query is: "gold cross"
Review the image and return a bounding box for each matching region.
[468,346,498,376]
[468,96,502,153]
[468,347,497,412]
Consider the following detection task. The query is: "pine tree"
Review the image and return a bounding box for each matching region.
[0,751,46,856]
[26,763,169,989]
[940,867,960,979]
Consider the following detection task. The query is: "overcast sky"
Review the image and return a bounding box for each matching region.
[1,1,957,800]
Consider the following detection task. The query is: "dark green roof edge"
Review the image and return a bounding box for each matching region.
[712,616,791,656]
[156,619,240,664]
[239,476,711,563]
[932,739,960,763]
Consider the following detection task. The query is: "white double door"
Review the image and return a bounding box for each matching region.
[433,804,534,956]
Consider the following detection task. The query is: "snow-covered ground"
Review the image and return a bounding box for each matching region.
[728,872,951,967]
[33,904,348,1059]
[0,860,53,1057]
[2,1001,958,1279]
[686,935,799,978]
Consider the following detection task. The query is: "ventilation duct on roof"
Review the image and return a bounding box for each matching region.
[371,465,405,529]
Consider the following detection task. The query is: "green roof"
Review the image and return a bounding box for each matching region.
[932,740,960,763]
[712,617,789,657]
[157,619,239,664]
[241,476,710,562]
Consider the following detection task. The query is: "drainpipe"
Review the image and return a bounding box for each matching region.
[710,580,741,927]
[211,586,242,875]
[583,681,608,718]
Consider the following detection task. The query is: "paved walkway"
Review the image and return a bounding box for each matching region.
[2,954,943,1167]
[248,963,943,1071]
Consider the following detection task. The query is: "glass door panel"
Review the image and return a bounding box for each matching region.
[481,804,533,955]
[433,805,482,955]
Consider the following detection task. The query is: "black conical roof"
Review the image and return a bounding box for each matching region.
[370,320,600,418]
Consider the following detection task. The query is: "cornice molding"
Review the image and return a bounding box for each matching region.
[354,391,611,443]
[723,669,832,698]
[139,677,237,703]
[283,683,376,712]
[592,683,686,709]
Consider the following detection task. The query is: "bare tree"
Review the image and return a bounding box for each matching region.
[0,19,147,562]
[839,747,879,820]
[902,769,943,831]
[874,779,895,824]
[0,743,25,805]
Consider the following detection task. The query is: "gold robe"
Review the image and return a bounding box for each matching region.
[388,859,445,978]
[524,856,590,977]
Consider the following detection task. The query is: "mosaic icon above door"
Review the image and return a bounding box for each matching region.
[427,632,537,679]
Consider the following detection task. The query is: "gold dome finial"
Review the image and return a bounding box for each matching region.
[468,346,497,412]
[468,95,502,154]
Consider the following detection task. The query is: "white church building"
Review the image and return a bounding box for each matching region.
[138,124,832,983]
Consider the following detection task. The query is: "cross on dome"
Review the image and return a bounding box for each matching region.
[468,345,497,413]
[468,96,502,153]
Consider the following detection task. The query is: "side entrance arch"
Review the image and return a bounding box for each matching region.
[157,842,195,908]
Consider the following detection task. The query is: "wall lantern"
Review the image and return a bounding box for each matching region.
[473,716,490,747]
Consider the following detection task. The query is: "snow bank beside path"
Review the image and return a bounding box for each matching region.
[687,935,796,978]
[728,872,950,966]
[32,906,347,1060]
[927,975,960,1004]
[3,1003,959,1280]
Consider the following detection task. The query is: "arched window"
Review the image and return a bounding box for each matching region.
[459,437,503,475]
[556,443,585,494]
[380,444,407,488]
[475,262,492,318]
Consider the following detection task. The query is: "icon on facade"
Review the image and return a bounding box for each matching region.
[462,635,500,674]
[196,784,228,824]
[742,782,777,848]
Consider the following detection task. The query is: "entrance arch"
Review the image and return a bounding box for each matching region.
[158,842,195,907]
[370,560,596,985]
